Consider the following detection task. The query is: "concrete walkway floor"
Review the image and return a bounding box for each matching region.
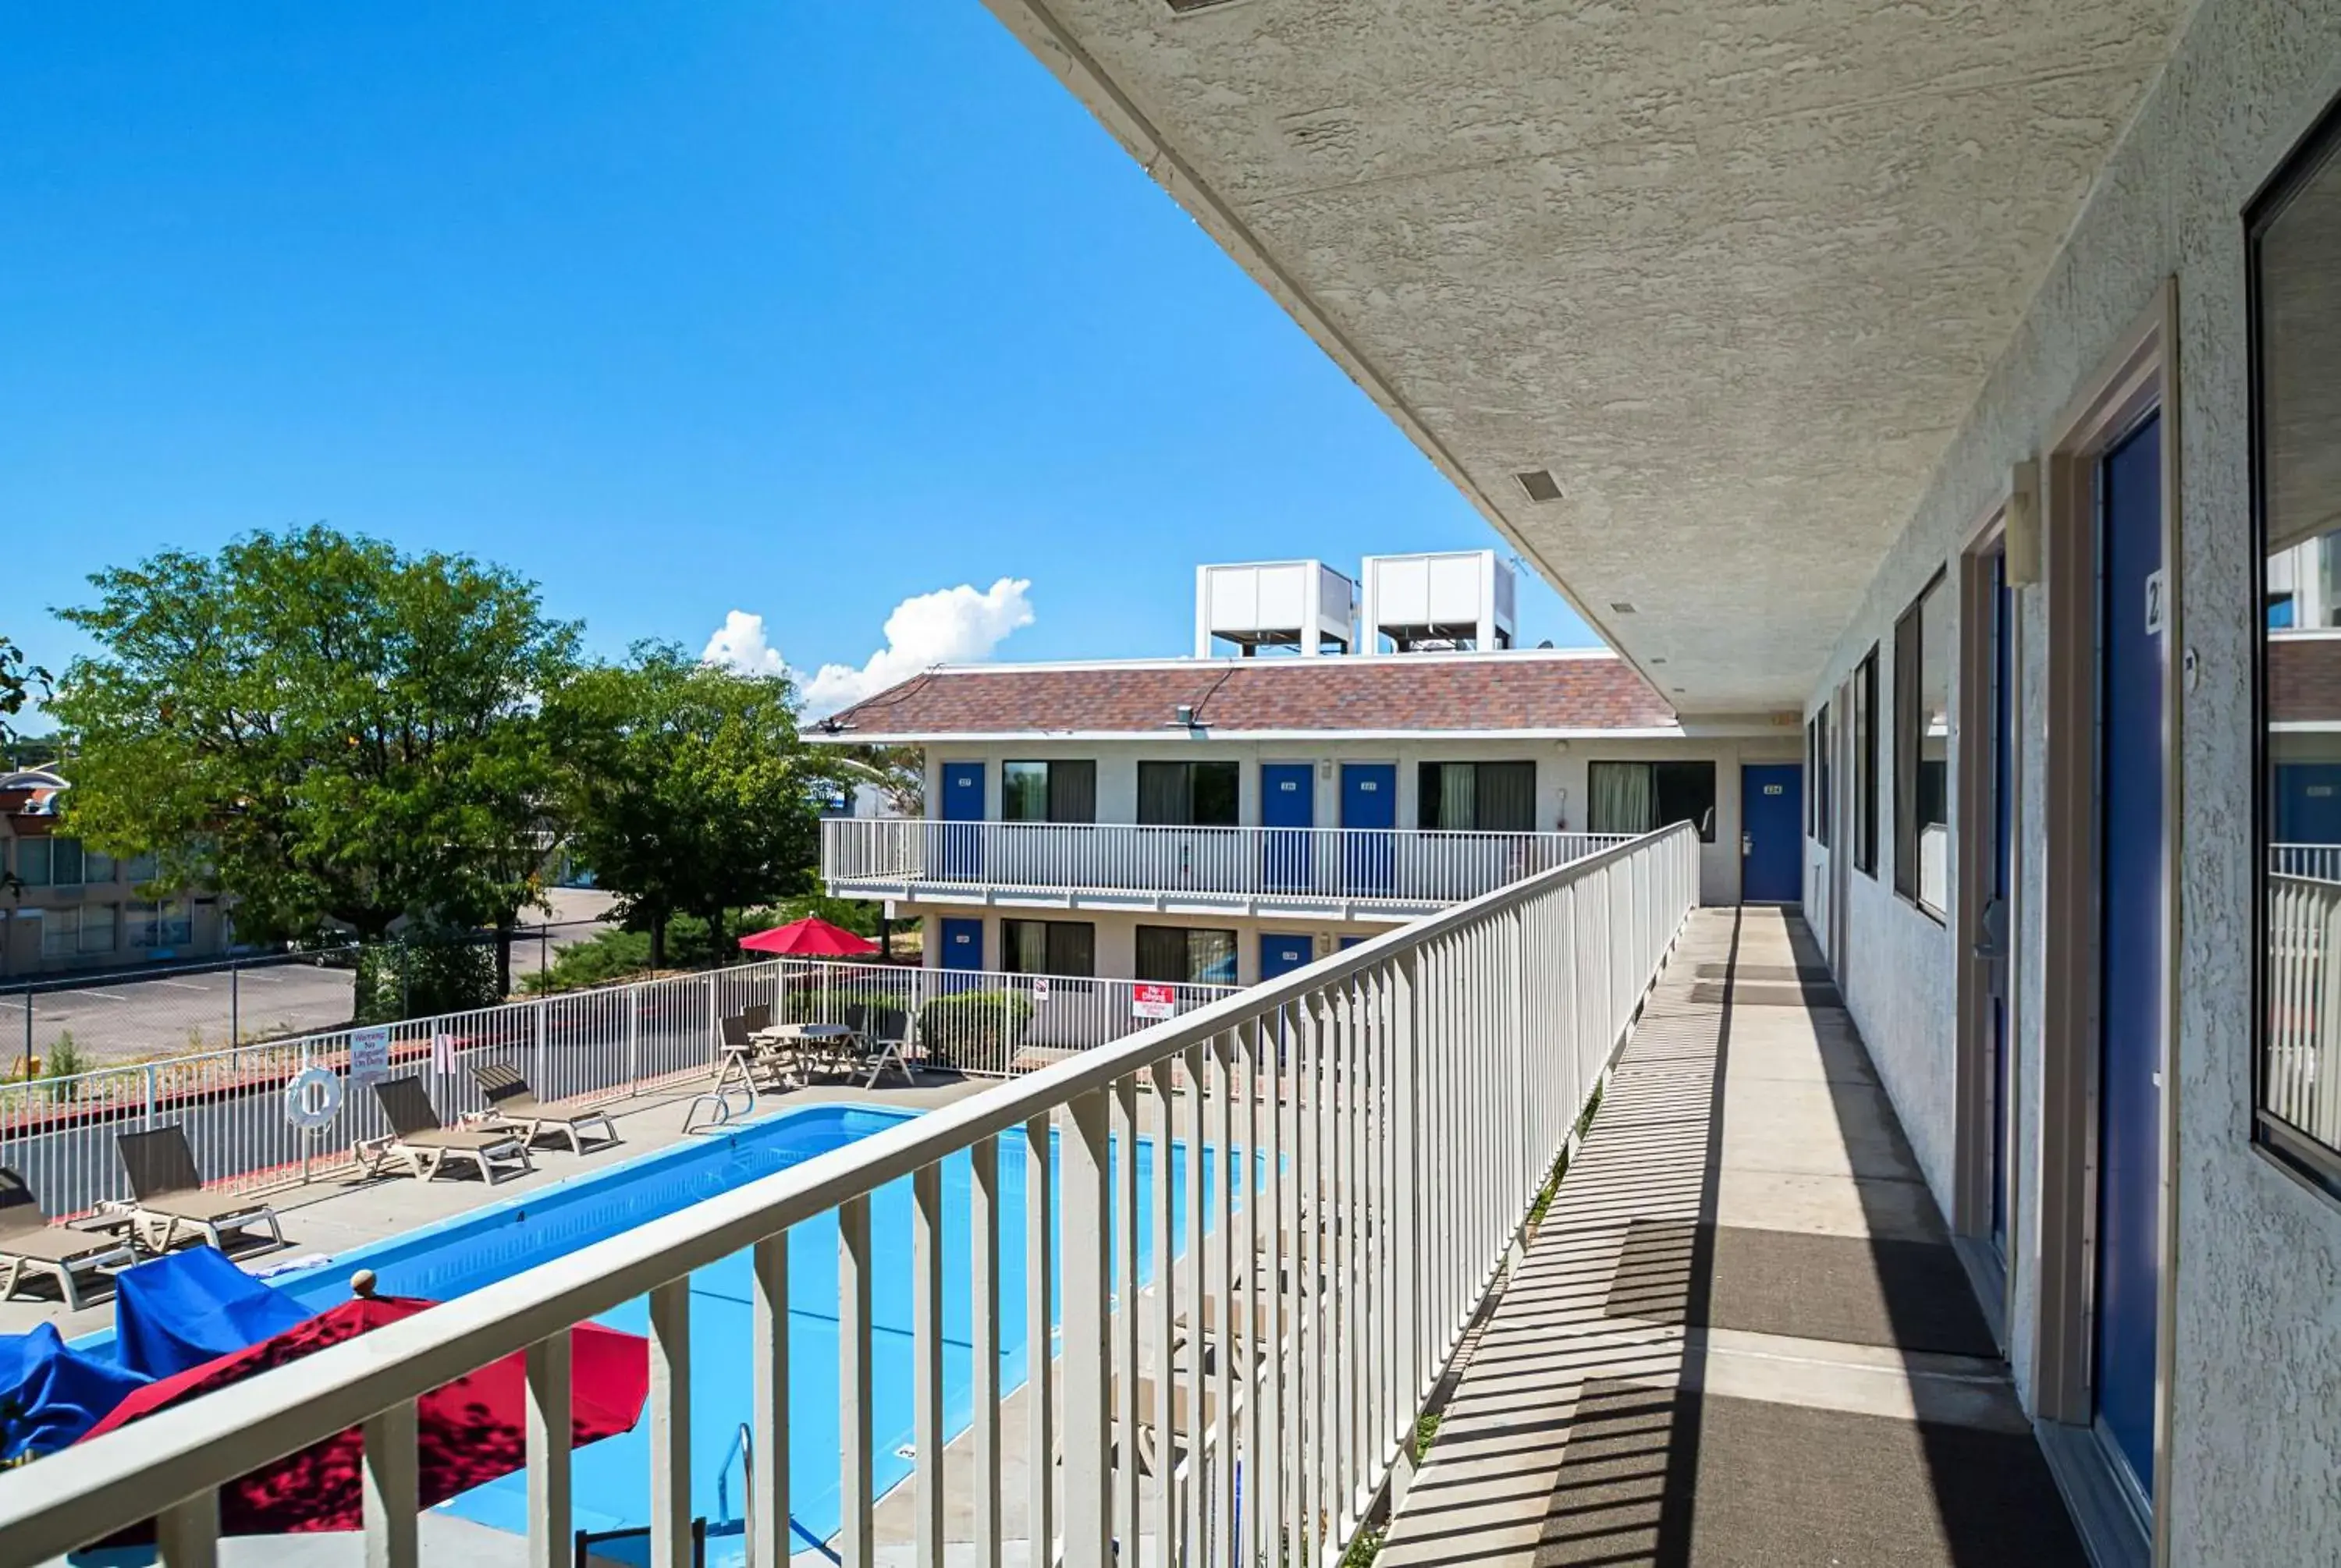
[1378,906,2086,1568]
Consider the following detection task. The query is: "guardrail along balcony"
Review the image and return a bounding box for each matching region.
[0,825,1699,1568]
[822,816,1633,913]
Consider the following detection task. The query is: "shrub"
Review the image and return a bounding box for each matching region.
[915,990,1035,1068]
[354,932,501,1023]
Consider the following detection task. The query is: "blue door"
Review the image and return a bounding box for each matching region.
[1260,933,1313,981]
[1260,763,1316,893]
[940,762,985,880]
[1739,765,1803,903]
[1341,763,1396,896]
[2275,764,2341,847]
[939,917,984,976]
[2096,410,2165,1499]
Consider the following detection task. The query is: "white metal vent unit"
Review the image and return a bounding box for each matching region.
[1360,549,1516,652]
[1194,559,1358,657]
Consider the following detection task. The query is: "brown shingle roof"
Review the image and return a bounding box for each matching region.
[816,653,1677,737]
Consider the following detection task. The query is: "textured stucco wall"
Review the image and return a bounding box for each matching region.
[1808,0,2341,1556]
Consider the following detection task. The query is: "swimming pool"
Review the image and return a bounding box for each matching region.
[255,1102,1234,1559]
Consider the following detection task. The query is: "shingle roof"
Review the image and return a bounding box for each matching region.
[815,652,1678,738]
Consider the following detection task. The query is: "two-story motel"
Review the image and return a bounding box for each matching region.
[809,552,1807,986]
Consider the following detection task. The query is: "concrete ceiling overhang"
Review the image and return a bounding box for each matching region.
[983,0,2187,711]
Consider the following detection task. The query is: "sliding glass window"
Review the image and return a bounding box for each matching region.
[1587,761,1716,842]
[1854,649,1881,875]
[2254,103,2341,1186]
[1893,575,1952,917]
[1135,924,1239,986]
[1416,761,1536,832]
[1002,760,1096,824]
[1001,918,1096,978]
[1137,761,1239,827]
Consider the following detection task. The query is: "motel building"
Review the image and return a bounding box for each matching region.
[16,5,2341,1568]
[808,552,1808,988]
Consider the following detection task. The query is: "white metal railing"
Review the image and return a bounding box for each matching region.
[765,958,1235,1077]
[0,822,1699,1568]
[2267,872,2341,1150]
[0,956,1209,1223]
[823,816,1632,907]
[2272,842,2341,883]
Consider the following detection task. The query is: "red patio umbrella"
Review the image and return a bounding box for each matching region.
[739,916,879,956]
[80,1295,648,1538]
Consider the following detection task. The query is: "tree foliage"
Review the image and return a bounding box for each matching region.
[50,525,580,945]
[549,644,834,969]
[0,635,47,750]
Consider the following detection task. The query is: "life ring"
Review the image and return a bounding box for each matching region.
[284,1066,344,1130]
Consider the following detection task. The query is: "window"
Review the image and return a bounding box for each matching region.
[1136,925,1239,986]
[1586,761,1716,842]
[30,837,84,887]
[1854,649,1880,875]
[83,849,116,885]
[1001,761,1096,824]
[80,903,118,954]
[1137,761,1239,827]
[1813,704,1834,847]
[128,899,194,949]
[2254,102,2341,1184]
[40,908,77,958]
[124,852,159,884]
[1894,575,1952,916]
[1000,918,1096,977]
[1416,761,1536,832]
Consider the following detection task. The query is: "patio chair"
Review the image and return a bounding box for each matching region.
[369,1077,532,1184]
[115,1126,286,1254]
[469,1062,619,1155]
[0,1169,134,1311]
[741,1002,773,1034]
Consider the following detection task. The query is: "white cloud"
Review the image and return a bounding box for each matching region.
[699,609,787,678]
[698,576,1036,715]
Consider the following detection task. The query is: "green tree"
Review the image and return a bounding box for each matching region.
[0,636,46,750]
[49,525,581,953]
[833,743,923,816]
[550,643,833,970]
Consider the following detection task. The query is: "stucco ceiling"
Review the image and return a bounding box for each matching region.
[985,0,2187,711]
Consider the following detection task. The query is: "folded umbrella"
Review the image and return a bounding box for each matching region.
[80,1295,648,1537]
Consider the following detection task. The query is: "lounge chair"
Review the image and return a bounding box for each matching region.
[0,1169,133,1311]
[369,1077,532,1183]
[115,1126,286,1254]
[470,1062,618,1155]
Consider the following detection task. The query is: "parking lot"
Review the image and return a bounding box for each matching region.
[0,890,620,1071]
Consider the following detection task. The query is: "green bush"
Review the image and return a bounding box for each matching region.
[354,933,501,1023]
[915,990,1035,1067]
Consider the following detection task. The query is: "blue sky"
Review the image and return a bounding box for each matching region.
[0,2,1595,722]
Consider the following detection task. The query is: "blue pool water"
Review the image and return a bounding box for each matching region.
[256,1104,1237,1558]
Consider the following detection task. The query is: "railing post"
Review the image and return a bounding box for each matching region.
[705,974,720,1066]
[1061,1089,1113,1566]
[626,993,641,1096]
[1394,949,1423,1421]
[142,1064,157,1131]
[531,999,547,1100]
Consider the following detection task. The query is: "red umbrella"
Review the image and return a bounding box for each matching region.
[80,1295,648,1537]
[739,916,879,956]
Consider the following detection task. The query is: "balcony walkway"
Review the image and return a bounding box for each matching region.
[1379,906,2086,1567]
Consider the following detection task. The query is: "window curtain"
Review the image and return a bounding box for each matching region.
[1001,920,1047,974]
[1046,921,1096,978]
[1048,761,1098,824]
[1138,763,1189,825]
[1474,762,1536,832]
[1438,764,1477,830]
[1589,763,1654,834]
[1135,925,1189,982]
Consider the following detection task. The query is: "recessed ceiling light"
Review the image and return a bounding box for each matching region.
[1515,469,1563,503]
[1610,602,1637,615]
[1649,657,1668,665]
[1671,687,1686,694]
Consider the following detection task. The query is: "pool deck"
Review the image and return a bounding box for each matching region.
[0,1074,991,1342]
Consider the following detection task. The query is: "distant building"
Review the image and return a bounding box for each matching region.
[0,770,227,977]
[808,552,1806,987]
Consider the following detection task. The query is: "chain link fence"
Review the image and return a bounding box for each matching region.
[0,921,613,1076]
